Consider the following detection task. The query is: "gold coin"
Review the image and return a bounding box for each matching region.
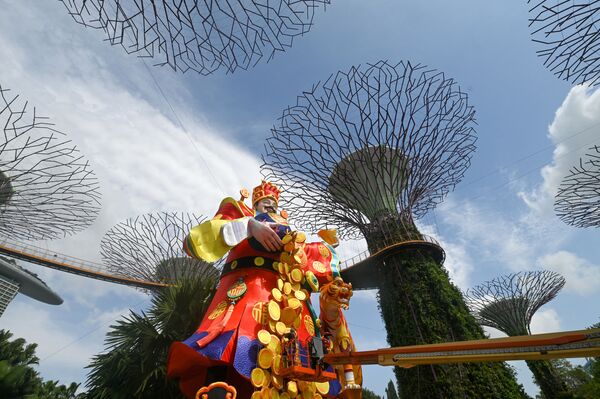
[260,386,270,399]
[254,257,265,266]
[258,329,271,345]
[298,381,308,392]
[280,253,292,264]
[270,388,280,399]
[272,374,284,389]
[305,271,319,292]
[251,367,264,387]
[295,232,306,243]
[312,261,326,273]
[277,278,284,291]
[278,263,286,275]
[315,382,329,395]
[268,320,277,333]
[231,260,238,269]
[287,381,298,397]
[268,335,281,353]
[314,395,322,399]
[288,297,301,310]
[294,290,307,301]
[272,261,279,271]
[280,394,290,399]
[282,234,293,244]
[318,244,330,258]
[251,391,262,399]
[275,321,287,336]
[291,282,301,292]
[293,254,303,264]
[302,391,312,399]
[290,268,303,283]
[281,307,296,325]
[293,315,301,329]
[283,282,292,295]
[283,241,295,253]
[272,354,282,375]
[262,369,271,388]
[272,288,283,302]
[268,300,281,321]
[258,347,274,369]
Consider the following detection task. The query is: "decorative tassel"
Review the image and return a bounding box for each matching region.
[197,302,235,348]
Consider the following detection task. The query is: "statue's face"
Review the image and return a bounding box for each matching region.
[255,197,277,214]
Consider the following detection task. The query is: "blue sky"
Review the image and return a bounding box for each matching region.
[1,0,600,397]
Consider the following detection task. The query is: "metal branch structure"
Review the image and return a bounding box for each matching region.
[528,1,600,86]
[464,271,566,337]
[262,61,527,399]
[101,212,220,285]
[262,60,477,246]
[61,0,329,75]
[0,84,101,240]
[464,271,569,399]
[555,145,600,228]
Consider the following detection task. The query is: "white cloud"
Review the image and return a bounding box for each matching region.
[436,199,566,273]
[530,308,561,334]
[519,85,600,216]
[0,1,264,388]
[538,251,600,295]
[418,222,473,288]
[2,298,134,385]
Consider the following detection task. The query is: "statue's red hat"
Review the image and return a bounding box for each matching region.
[252,180,280,206]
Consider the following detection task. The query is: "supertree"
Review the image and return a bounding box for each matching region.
[60,0,329,75]
[262,60,528,399]
[101,212,220,285]
[528,1,600,86]
[555,145,600,227]
[465,271,569,399]
[0,84,101,240]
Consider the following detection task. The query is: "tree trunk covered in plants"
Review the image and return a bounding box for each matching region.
[526,360,572,399]
[366,219,529,399]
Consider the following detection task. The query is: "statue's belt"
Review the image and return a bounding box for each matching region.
[220,256,278,277]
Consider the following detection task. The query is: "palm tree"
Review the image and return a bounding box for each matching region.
[85,275,216,398]
[0,329,40,398]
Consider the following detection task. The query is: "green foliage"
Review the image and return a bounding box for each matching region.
[526,360,572,399]
[375,251,530,399]
[362,387,383,399]
[535,359,600,399]
[385,379,399,399]
[84,275,216,398]
[0,329,84,399]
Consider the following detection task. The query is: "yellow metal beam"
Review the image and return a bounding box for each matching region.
[324,328,600,368]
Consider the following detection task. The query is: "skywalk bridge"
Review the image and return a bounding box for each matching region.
[0,234,444,291]
[0,237,167,289]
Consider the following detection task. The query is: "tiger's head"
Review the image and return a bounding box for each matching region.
[321,277,353,310]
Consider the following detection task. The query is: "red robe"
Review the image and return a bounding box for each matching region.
[167,198,342,398]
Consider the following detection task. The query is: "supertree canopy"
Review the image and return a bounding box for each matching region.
[465,271,569,399]
[555,145,600,228]
[60,0,329,75]
[101,212,219,285]
[263,60,477,247]
[262,60,528,399]
[464,270,566,337]
[528,1,600,86]
[0,84,101,240]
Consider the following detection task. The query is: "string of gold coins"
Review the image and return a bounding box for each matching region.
[251,231,330,399]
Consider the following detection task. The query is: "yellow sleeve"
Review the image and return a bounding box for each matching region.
[185,219,233,262]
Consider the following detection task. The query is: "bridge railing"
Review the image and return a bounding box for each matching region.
[338,234,443,270]
[0,236,118,278]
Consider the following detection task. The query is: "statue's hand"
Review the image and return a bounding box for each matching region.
[248,218,283,252]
